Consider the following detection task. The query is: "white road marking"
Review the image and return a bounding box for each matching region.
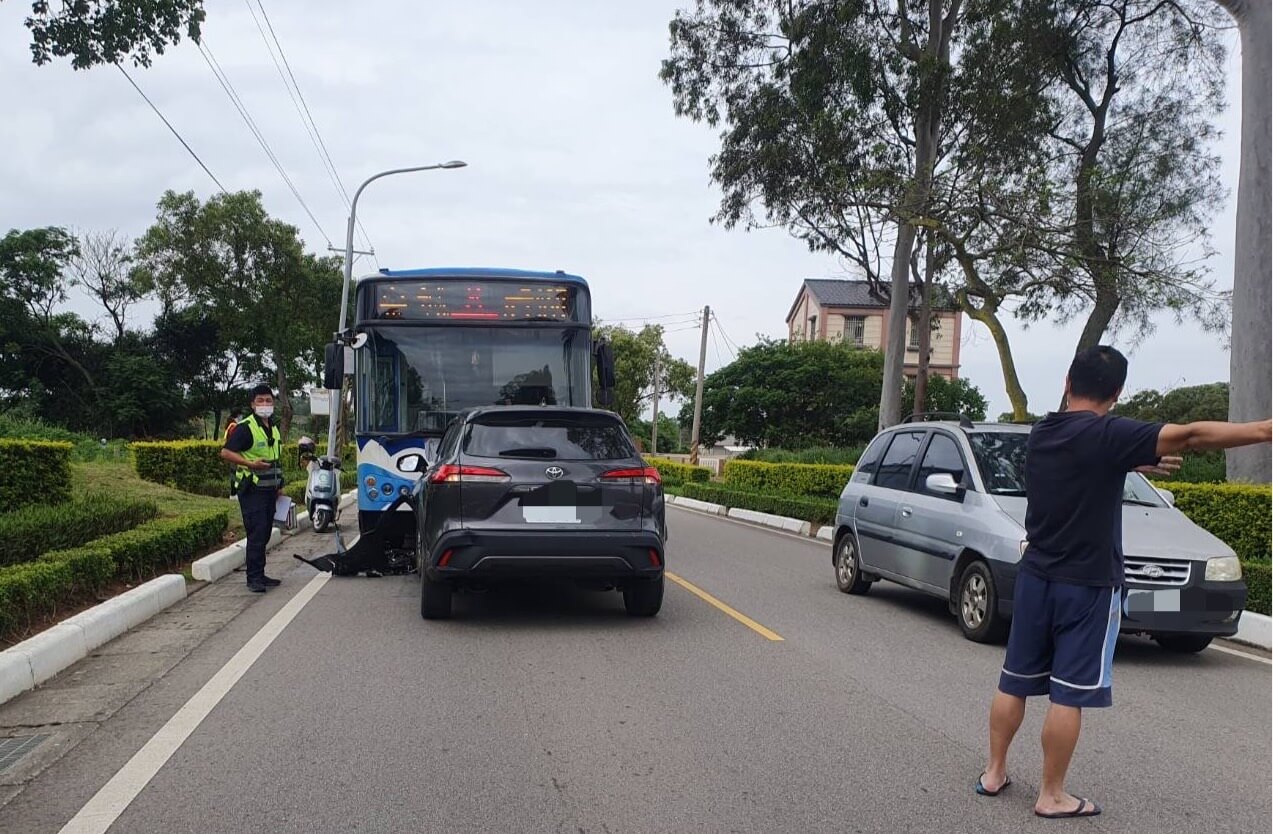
[58,571,331,834]
[1208,642,1272,665]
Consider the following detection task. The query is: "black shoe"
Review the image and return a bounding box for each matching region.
[247,582,267,593]
[262,576,281,587]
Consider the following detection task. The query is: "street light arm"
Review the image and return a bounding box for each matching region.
[325,160,467,458]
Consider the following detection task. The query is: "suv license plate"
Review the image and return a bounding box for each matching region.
[522,506,580,524]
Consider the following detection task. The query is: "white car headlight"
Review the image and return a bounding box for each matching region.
[1205,555,1242,582]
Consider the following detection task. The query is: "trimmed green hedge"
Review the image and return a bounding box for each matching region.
[0,494,159,568]
[722,460,854,501]
[681,482,838,525]
[0,439,73,511]
[133,440,357,496]
[1242,562,1270,616]
[1160,482,1271,564]
[0,509,230,640]
[646,457,711,488]
[93,509,230,581]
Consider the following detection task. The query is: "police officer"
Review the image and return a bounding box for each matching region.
[220,384,284,593]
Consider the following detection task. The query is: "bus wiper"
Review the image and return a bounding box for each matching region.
[1122,497,1158,507]
[498,447,557,458]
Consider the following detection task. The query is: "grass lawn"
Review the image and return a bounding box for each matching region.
[72,459,246,538]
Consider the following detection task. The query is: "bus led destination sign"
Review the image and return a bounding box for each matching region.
[373,281,579,322]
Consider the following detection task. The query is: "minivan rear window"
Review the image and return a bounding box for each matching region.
[464,416,636,461]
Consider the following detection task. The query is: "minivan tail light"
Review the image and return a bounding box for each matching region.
[600,466,661,484]
[429,464,510,484]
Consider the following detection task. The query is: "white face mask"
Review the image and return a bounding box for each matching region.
[254,406,274,419]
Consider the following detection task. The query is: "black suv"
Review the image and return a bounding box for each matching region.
[408,407,666,619]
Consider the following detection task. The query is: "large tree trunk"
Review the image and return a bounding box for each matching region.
[912,241,935,416]
[879,0,958,429]
[1217,0,1271,483]
[957,288,1030,421]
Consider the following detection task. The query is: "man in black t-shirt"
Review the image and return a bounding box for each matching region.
[976,346,1270,819]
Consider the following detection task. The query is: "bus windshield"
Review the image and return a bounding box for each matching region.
[357,326,591,434]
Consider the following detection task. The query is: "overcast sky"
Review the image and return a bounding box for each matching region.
[0,1,1244,418]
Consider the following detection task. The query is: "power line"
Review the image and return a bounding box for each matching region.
[606,311,700,323]
[197,40,333,246]
[247,0,377,258]
[711,316,737,359]
[115,64,226,193]
[712,312,742,355]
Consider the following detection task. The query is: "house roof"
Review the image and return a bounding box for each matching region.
[786,279,958,323]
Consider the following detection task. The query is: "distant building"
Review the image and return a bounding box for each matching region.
[785,279,962,380]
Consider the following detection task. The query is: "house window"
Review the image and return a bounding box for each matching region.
[808,315,817,340]
[908,321,922,351]
[844,315,865,346]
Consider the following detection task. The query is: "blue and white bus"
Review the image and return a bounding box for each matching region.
[323,267,611,543]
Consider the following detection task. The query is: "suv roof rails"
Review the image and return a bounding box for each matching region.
[900,412,975,430]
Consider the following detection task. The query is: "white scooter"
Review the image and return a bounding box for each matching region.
[299,437,340,533]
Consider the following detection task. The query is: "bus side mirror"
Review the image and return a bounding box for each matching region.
[595,340,616,408]
[323,342,344,390]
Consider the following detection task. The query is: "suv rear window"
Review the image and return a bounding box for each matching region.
[464,415,636,461]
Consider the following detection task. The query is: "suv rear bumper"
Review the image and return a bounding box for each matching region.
[1120,579,1246,637]
[425,529,664,583]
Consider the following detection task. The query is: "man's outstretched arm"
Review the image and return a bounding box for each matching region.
[1156,420,1272,456]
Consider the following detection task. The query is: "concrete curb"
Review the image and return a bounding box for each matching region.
[191,490,356,583]
[667,495,726,515]
[1232,611,1272,651]
[815,526,835,542]
[726,507,812,537]
[0,574,186,706]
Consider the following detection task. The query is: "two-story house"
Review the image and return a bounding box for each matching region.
[785,279,962,380]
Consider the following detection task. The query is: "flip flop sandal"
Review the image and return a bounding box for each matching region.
[1035,798,1102,819]
[975,772,1011,796]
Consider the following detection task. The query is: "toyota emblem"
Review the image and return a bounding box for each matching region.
[545,466,565,480]
[1143,565,1165,579]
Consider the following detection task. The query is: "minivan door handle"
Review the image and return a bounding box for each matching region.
[900,506,913,518]
[859,497,869,508]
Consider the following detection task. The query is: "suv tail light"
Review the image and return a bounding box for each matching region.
[600,466,661,485]
[429,464,510,484]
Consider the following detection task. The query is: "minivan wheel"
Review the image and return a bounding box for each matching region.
[1155,634,1213,654]
[623,576,663,617]
[834,534,872,595]
[421,576,453,619]
[957,561,1008,643]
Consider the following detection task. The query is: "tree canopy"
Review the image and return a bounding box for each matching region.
[17,0,205,69]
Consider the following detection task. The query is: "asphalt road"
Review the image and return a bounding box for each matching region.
[1,506,1269,834]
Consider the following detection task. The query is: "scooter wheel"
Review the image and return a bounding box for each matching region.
[311,507,332,532]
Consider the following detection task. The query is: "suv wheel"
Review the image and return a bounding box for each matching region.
[421,576,452,619]
[623,576,663,617]
[834,533,872,595]
[1155,634,1213,654]
[957,561,1007,643]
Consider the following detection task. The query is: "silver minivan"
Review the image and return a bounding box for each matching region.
[831,418,1247,652]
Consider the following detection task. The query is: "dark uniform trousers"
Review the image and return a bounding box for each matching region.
[238,486,276,584]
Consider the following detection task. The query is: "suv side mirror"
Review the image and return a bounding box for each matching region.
[323,342,344,390]
[1156,487,1175,507]
[925,472,964,497]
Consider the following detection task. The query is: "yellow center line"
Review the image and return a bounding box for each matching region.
[665,571,784,642]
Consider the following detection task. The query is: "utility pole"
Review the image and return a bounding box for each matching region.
[650,352,660,455]
[689,305,710,466]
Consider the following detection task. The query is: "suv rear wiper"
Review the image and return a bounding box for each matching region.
[990,489,1027,497]
[497,447,557,458]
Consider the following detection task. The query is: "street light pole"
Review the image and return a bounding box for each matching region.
[325,160,467,458]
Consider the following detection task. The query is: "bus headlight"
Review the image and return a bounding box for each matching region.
[1205,556,1242,582]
